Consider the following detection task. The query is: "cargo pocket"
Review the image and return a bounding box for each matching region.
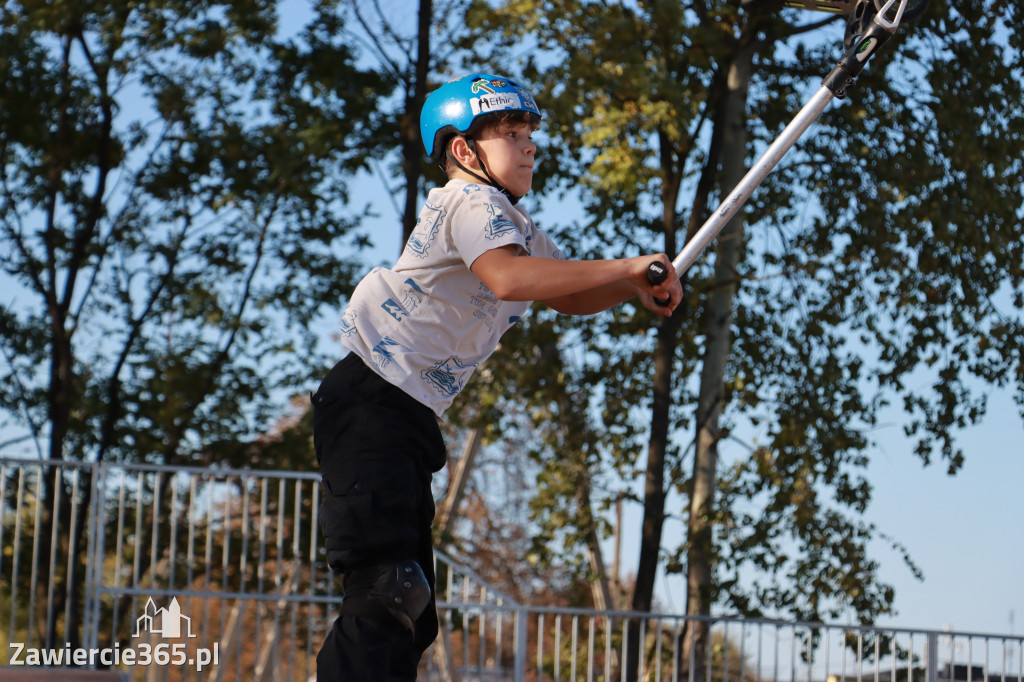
[319,455,420,571]
[311,355,365,465]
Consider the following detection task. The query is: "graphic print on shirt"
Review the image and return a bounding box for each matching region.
[469,283,499,333]
[407,203,446,259]
[371,337,402,370]
[339,308,357,337]
[484,204,519,241]
[421,356,475,399]
[381,278,425,322]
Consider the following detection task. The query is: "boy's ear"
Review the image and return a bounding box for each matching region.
[449,136,479,168]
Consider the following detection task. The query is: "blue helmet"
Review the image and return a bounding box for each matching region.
[419,74,542,158]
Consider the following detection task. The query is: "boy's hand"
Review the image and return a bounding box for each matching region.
[633,255,681,316]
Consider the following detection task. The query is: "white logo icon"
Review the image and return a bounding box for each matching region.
[133,597,195,639]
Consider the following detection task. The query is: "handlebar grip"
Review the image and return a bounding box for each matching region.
[646,261,671,307]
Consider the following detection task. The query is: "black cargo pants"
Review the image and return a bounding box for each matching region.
[311,353,446,681]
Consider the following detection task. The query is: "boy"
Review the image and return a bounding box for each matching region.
[312,73,681,680]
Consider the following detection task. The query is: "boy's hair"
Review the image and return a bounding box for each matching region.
[436,109,542,176]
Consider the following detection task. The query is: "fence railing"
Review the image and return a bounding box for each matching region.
[1,456,1021,682]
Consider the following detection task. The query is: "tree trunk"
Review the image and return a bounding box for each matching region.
[683,42,754,678]
[632,316,678,613]
[436,428,483,542]
[38,30,80,651]
[627,126,687,682]
[579,478,616,613]
[401,0,432,248]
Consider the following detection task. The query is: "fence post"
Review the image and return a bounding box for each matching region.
[928,631,939,682]
[514,606,528,681]
[82,461,104,653]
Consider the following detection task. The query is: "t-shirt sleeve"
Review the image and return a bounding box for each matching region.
[449,190,530,269]
[531,227,565,261]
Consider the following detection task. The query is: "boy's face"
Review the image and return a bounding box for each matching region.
[471,121,537,198]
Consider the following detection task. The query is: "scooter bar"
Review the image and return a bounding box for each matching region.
[645,0,923,299]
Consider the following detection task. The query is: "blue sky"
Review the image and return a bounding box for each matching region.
[633,389,1023,635]
[864,386,1023,635]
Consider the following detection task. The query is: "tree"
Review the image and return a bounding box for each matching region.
[462,0,1023,676]
[0,0,386,650]
[337,0,483,251]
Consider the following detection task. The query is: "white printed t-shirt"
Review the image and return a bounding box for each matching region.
[339,179,564,417]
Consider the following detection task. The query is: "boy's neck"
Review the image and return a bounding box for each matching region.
[449,168,482,184]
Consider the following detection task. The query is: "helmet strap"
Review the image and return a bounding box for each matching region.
[449,138,522,205]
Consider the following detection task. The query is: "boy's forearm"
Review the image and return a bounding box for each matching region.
[539,279,638,315]
[471,247,634,302]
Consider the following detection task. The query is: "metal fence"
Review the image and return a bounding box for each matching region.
[1,456,1022,682]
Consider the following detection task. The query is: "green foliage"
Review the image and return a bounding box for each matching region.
[459,0,1024,624]
[0,0,386,466]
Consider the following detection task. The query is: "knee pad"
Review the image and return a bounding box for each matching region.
[380,560,432,629]
[341,560,431,634]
